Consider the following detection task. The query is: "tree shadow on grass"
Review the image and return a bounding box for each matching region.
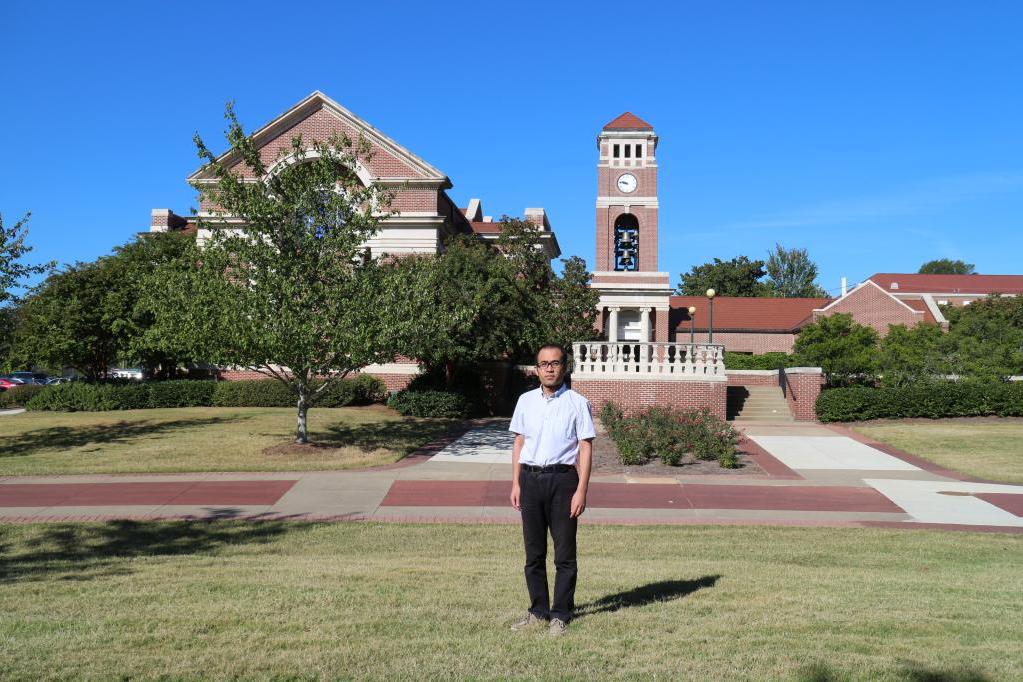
[574,575,721,620]
[313,418,460,453]
[798,662,991,681]
[0,416,251,459]
[0,515,309,583]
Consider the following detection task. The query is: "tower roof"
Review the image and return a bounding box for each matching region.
[602,112,653,131]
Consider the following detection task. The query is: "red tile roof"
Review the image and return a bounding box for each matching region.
[603,112,653,131]
[470,221,503,234]
[902,299,937,324]
[671,296,831,332]
[868,273,1023,295]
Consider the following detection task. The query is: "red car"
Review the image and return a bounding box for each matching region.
[0,377,25,391]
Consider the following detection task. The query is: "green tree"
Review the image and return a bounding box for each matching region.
[764,243,827,298]
[493,218,599,353]
[153,103,395,443]
[918,258,975,275]
[1,211,54,369]
[10,261,125,379]
[380,235,527,384]
[877,323,950,387]
[113,231,201,378]
[540,255,600,350]
[794,313,879,386]
[381,218,599,385]
[1,212,54,305]
[943,295,1023,378]
[676,256,768,297]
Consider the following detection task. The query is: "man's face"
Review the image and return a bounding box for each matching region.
[536,347,566,389]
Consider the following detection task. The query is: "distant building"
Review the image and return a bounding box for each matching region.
[150,91,559,261]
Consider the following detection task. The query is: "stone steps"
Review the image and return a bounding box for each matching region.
[727,385,795,422]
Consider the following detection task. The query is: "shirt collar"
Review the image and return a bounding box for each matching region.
[539,383,568,401]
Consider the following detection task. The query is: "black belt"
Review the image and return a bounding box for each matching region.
[521,464,575,474]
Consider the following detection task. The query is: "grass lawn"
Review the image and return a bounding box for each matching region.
[852,418,1023,484]
[0,522,1019,680]
[0,407,458,475]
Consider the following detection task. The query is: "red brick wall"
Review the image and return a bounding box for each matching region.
[218,369,273,381]
[780,369,824,421]
[361,372,417,392]
[198,103,439,216]
[571,378,727,419]
[726,372,778,386]
[682,332,797,354]
[814,284,924,337]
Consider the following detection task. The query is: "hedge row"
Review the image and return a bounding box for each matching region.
[24,376,387,412]
[0,384,49,408]
[723,352,798,370]
[815,382,1023,422]
[387,390,469,418]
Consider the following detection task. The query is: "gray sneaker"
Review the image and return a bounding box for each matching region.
[549,618,568,637]
[510,612,544,631]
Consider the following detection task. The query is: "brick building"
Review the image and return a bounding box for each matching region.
[151,90,560,389]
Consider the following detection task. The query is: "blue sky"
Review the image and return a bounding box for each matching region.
[3,1,1022,296]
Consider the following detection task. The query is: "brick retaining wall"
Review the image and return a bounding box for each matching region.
[571,378,727,419]
[780,368,824,421]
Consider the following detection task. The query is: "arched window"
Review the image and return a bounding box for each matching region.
[614,214,639,271]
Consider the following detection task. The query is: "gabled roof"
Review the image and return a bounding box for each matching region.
[868,273,1023,295]
[902,298,937,324]
[603,112,653,131]
[671,296,831,332]
[187,91,449,185]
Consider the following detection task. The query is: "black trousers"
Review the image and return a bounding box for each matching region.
[519,468,578,622]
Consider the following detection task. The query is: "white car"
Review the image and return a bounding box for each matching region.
[110,368,144,380]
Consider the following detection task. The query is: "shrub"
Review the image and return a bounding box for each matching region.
[26,381,150,411]
[387,390,469,418]
[601,402,743,468]
[816,381,1023,422]
[0,384,48,408]
[404,364,492,416]
[212,380,294,407]
[147,380,217,408]
[724,352,797,370]
[22,376,386,412]
[599,402,624,434]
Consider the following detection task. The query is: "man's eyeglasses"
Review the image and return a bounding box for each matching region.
[537,361,563,370]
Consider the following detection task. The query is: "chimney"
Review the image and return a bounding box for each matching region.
[524,208,550,231]
[841,277,847,297]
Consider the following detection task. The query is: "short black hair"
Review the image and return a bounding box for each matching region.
[535,343,567,364]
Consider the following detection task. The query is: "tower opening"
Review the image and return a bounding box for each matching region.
[614,213,639,271]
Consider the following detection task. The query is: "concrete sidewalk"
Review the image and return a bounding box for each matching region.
[1,420,1021,532]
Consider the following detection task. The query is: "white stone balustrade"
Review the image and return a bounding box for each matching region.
[571,342,726,380]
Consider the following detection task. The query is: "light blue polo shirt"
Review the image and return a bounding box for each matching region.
[509,384,596,466]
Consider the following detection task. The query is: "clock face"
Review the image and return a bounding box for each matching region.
[617,173,638,194]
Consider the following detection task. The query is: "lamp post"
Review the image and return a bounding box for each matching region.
[687,306,696,344]
[706,288,716,344]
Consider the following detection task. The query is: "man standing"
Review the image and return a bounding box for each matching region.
[509,344,595,636]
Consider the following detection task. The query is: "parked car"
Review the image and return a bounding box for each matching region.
[45,376,71,385]
[0,377,24,391]
[8,371,51,385]
[109,368,144,380]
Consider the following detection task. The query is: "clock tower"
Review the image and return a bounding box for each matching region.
[591,112,673,342]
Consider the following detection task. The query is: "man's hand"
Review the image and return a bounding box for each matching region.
[511,483,521,511]
[570,490,587,518]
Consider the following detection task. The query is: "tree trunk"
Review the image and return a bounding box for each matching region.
[296,391,309,444]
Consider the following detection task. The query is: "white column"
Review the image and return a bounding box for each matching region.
[608,307,620,342]
[639,307,651,367]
